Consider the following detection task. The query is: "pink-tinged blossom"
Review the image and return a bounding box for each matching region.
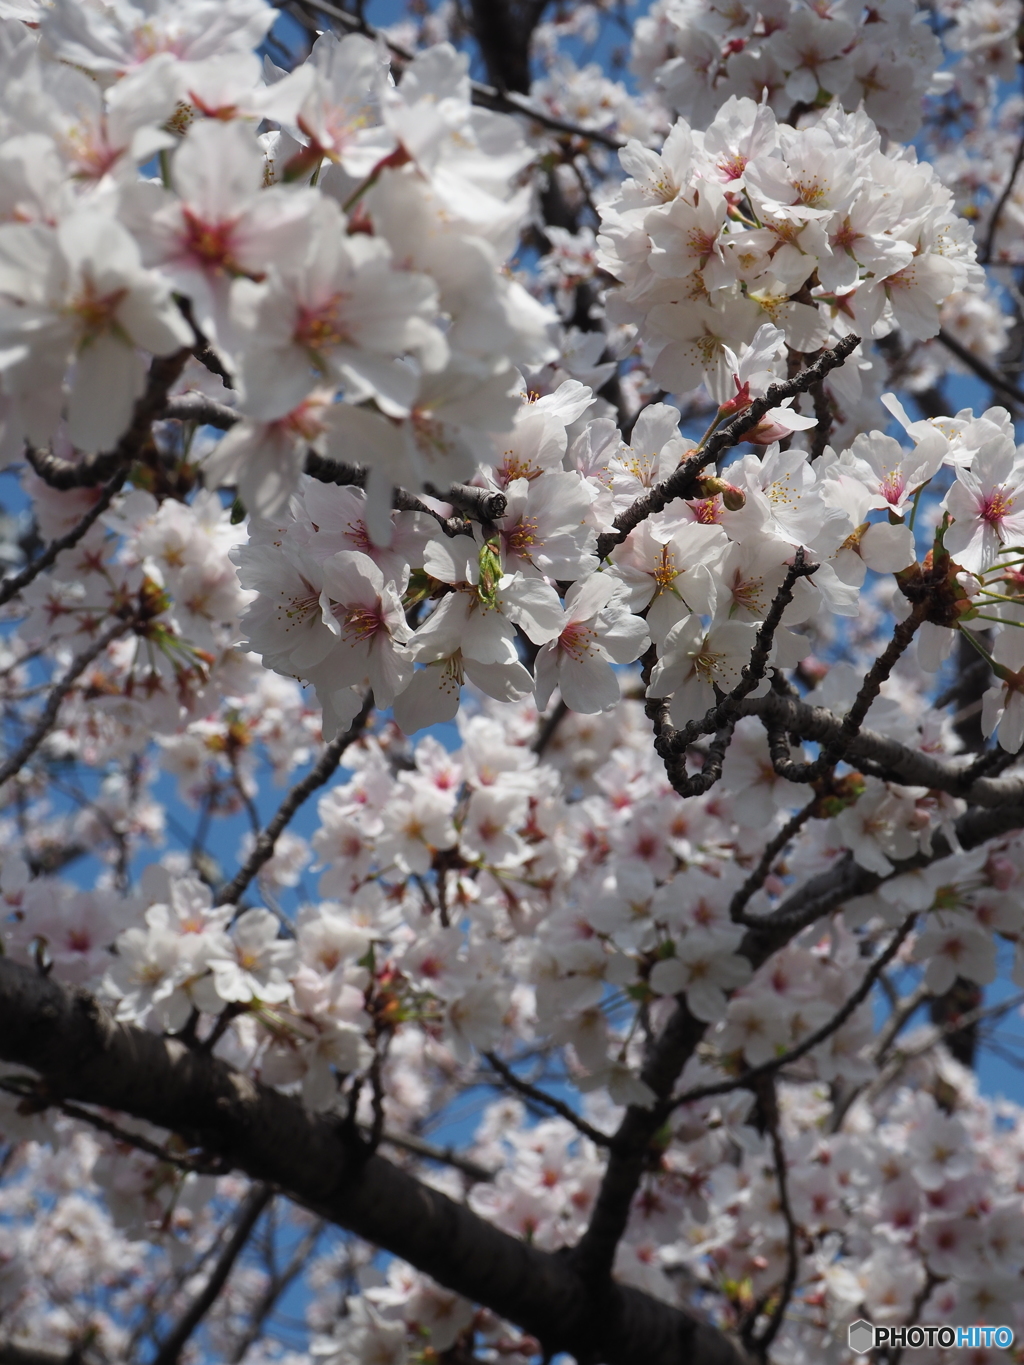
[317,549,413,707]
[120,118,317,351]
[942,434,1024,573]
[207,906,296,1005]
[0,211,191,452]
[647,615,761,725]
[233,195,445,422]
[981,627,1024,753]
[41,0,275,76]
[535,576,650,715]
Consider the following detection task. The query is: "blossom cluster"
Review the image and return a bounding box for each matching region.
[598,98,980,405]
[0,0,1022,1362]
[632,0,949,139]
[0,1,557,529]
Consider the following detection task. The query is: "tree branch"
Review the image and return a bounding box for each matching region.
[571,794,1024,1287]
[24,351,191,490]
[747,1079,798,1359]
[0,956,749,1365]
[937,329,1024,408]
[671,916,916,1109]
[0,479,122,610]
[483,1052,617,1149]
[594,336,860,561]
[152,1184,274,1365]
[736,689,1024,808]
[219,692,373,908]
[0,618,134,791]
[281,0,627,150]
[980,128,1024,264]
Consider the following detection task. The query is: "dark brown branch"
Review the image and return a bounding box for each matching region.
[228,1216,324,1363]
[425,482,508,523]
[735,688,1024,807]
[0,479,123,610]
[748,1080,798,1358]
[595,336,860,561]
[302,453,488,536]
[981,129,1024,263]
[729,797,818,923]
[152,1184,274,1365]
[0,618,134,790]
[219,692,373,908]
[483,1052,617,1149]
[937,329,1024,408]
[163,394,240,430]
[653,549,818,756]
[0,1081,225,1176]
[0,956,749,1365]
[375,1127,495,1183]
[0,1345,74,1365]
[671,916,916,1109]
[24,351,191,490]
[764,601,927,784]
[571,793,1024,1287]
[281,0,626,149]
[532,699,569,755]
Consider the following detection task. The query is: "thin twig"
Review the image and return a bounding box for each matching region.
[0,479,122,609]
[219,692,373,907]
[765,600,927,784]
[671,917,916,1111]
[937,328,1024,407]
[595,336,860,560]
[373,1127,495,1183]
[0,1080,226,1175]
[729,797,819,924]
[228,1216,324,1363]
[748,1079,799,1358]
[0,618,133,790]
[151,1184,274,1365]
[281,0,627,149]
[981,129,1024,263]
[483,1052,617,1148]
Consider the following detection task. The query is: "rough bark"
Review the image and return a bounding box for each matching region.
[0,956,748,1365]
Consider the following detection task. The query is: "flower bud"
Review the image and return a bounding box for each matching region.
[695,476,745,511]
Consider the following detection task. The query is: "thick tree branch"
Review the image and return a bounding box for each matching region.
[737,689,1024,807]
[0,956,749,1365]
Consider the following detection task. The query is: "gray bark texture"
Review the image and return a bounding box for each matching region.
[0,956,749,1365]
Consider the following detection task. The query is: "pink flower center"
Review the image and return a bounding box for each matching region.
[881,469,905,505]
[294,296,351,354]
[559,621,596,661]
[337,603,385,643]
[980,487,1014,526]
